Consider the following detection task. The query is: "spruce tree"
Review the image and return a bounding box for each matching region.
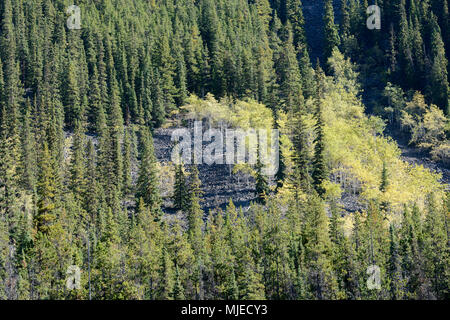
[312,64,327,197]
[388,224,403,299]
[286,0,306,48]
[36,142,57,234]
[429,16,449,114]
[255,143,269,204]
[302,194,339,299]
[63,60,81,130]
[187,164,204,255]
[276,25,303,112]
[173,163,189,211]
[136,127,162,219]
[323,0,340,62]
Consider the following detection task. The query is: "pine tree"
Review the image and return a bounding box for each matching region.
[397,0,414,87]
[153,22,177,114]
[19,99,37,192]
[340,0,351,38]
[323,0,340,62]
[70,120,86,201]
[0,204,9,299]
[63,60,81,130]
[286,0,306,48]
[423,194,449,299]
[303,194,339,299]
[107,69,124,194]
[151,71,166,128]
[312,64,327,197]
[122,126,132,195]
[173,265,185,300]
[0,0,22,225]
[299,47,316,99]
[428,15,449,114]
[88,65,103,133]
[157,247,175,300]
[255,143,269,204]
[93,207,123,299]
[84,140,100,224]
[276,25,303,112]
[254,0,272,31]
[175,50,188,107]
[173,163,189,211]
[399,204,429,299]
[291,103,311,197]
[380,161,389,212]
[388,224,403,299]
[136,127,162,219]
[35,142,57,234]
[187,164,204,255]
[329,203,351,299]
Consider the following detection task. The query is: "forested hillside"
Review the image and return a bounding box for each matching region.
[0,0,448,300]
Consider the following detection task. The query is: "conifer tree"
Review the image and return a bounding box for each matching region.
[397,0,414,87]
[122,126,132,195]
[254,0,272,31]
[63,60,81,130]
[388,224,403,299]
[88,65,103,133]
[312,64,327,197]
[255,142,270,204]
[276,25,303,112]
[380,161,389,213]
[323,0,340,62]
[423,194,449,299]
[286,0,306,48]
[19,100,37,193]
[329,203,351,299]
[302,194,339,299]
[84,140,100,223]
[107,70,124,194]
[428,16,449,114]
[136,127,162,219]
[157,247,175,300]
[70,120,86,201]
[173,163,189,212]
[173,265,185,300]
[291,103,311,197]
[36,142,57,235]
[299,47,316,99]
[187,164,204,256]
[151,71,166,128]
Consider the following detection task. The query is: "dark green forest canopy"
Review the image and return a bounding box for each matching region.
[0,0,448,300]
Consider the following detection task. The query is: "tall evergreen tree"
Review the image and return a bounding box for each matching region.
[173,163,189,212]
[312,64,327,197]
[323,0,341,63]
[136,127,162,219]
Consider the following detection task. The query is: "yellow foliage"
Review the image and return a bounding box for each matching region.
[178,79,445,214]
[314,72,445,213]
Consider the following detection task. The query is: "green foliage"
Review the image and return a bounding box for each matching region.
[400,92,449,164]
[0,0,447,301]
[173,163,189,212]
[136,127,162,218]
[323,0,340,62]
